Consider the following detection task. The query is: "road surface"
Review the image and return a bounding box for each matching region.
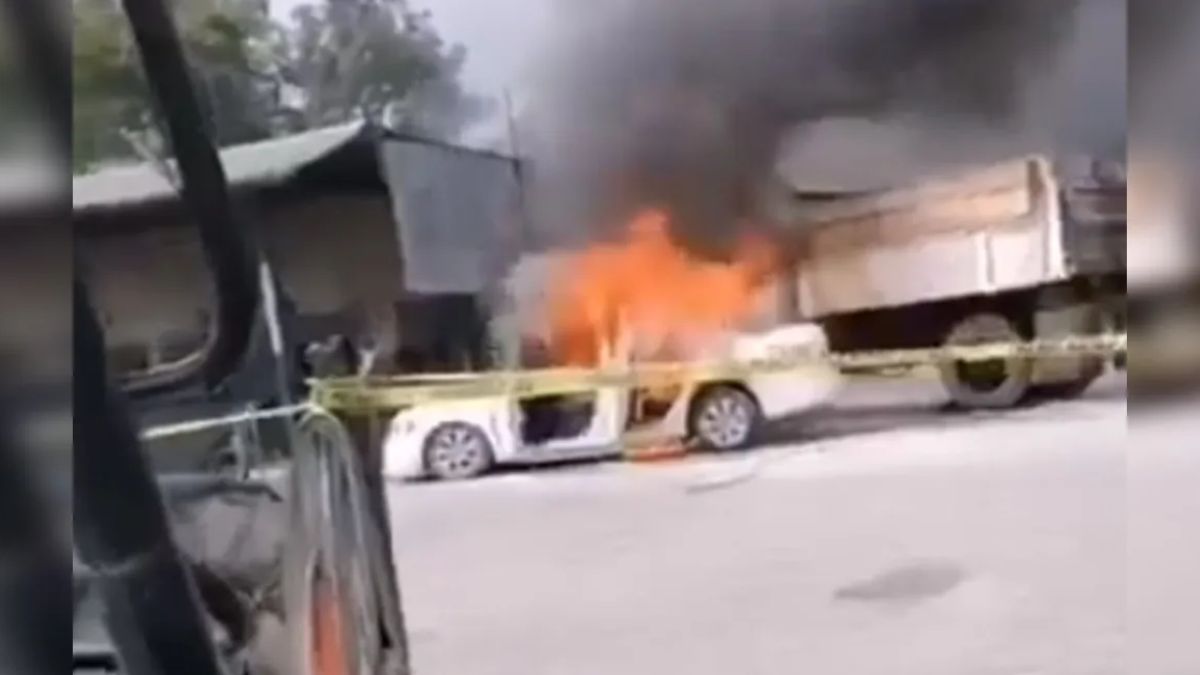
[386,375,1196,675]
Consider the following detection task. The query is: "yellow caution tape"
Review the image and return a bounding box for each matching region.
[310,332,1127,413]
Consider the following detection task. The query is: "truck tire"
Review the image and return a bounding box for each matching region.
[939,312,1032,409]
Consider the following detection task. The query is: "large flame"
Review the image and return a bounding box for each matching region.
[547,208,776,366]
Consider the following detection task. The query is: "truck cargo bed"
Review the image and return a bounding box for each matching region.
[789,156,1125,320]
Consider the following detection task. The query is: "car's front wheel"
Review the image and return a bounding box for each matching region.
[689,385,761,450]
[423,422,494,480]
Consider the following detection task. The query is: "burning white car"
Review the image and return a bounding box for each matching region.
[385,211,842,480]
[382,323,839,481]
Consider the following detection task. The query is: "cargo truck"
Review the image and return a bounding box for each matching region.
[783,155,1126,408]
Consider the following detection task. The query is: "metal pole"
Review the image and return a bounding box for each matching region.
[259,259,294,406]
[504,89,532,252]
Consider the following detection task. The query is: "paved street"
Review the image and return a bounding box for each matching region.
[386,375,1196,675]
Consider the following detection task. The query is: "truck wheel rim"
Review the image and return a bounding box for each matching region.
[955,359,1010,392]
[698,397,751,447]
[312,575,349,675]
[430,427,484,477]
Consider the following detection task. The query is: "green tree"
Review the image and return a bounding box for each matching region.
[72,0,283,171]
[279,0,483,136]
[72,0,151,170]
[71,0,483,173]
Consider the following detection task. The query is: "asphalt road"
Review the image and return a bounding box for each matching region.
[386,375,1197,675]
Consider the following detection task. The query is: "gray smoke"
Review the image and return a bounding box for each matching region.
[1131,0,1200,157]
[524,0,1126,253]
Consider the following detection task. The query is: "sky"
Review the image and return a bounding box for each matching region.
[269,0,552,99]
[265,0,1130,188]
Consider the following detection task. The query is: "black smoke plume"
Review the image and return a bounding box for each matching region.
[525,0,1125,253]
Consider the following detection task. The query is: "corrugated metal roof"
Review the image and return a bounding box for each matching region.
[71,120,368,212]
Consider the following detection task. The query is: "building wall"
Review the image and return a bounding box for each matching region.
[260,193,403,347]
[78,192,405,371]
[83,221,211,365]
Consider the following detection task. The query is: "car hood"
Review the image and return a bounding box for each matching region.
[729,323,829,362]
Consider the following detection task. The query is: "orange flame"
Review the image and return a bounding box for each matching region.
[547,208,776,366]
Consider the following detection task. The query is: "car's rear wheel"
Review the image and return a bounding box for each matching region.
[689,385,761,450]
[423,422,494,480]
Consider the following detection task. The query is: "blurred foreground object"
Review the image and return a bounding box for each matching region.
[1127,152,1200,396]
[0,0,81,672]
[66,0,413,670]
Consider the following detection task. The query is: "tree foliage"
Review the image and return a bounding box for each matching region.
[72,0,479,172]
[72,0,277,169]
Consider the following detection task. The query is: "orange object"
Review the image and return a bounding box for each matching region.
[311,576,349,675]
